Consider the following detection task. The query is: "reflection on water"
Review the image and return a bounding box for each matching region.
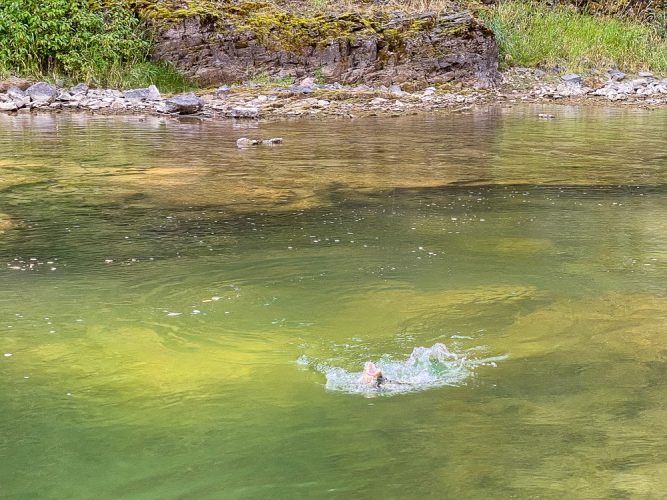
[1,107,666,498]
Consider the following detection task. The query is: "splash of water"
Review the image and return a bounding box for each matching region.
[300,343,505,396]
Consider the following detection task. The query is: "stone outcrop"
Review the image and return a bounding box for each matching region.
[151,11,499,87]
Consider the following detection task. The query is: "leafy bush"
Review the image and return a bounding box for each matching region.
[0,0,150,82]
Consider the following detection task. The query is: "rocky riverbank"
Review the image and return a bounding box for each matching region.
[0,70,665,123]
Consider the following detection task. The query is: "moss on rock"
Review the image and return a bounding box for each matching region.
[134,0,452,53]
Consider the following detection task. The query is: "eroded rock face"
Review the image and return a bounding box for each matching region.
[151,11,499,87]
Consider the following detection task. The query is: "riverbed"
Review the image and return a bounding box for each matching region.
[1,106,666,498]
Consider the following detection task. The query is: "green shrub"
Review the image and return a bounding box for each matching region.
[483,1,667,73]
[0,0,150,83]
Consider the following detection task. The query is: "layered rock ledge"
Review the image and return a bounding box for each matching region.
[149,8,499,87]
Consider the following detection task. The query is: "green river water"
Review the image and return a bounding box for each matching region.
[1,106,666,498]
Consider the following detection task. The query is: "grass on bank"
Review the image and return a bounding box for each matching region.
[483,1,667,73]
[0,0,193,92]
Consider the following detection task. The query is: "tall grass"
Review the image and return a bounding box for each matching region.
[483,1,667,73]
[99,61,195,92]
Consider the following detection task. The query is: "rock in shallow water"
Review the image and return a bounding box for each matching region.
[236,137,283,148]
[230,106,259,118]
[161,94,203,114]
[0,101,18,111]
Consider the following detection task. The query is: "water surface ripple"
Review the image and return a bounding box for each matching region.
[1,106,666,498]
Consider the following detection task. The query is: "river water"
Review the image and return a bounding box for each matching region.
[1,106,666,498]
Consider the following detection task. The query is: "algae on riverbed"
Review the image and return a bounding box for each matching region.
[2,108,667,498]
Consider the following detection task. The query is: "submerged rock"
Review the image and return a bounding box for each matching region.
[0,214,13,232]
[236,137,283,148]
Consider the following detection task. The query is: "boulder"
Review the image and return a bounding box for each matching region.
[56,92,74,101]
[25,82,57,103]
[123,88,150,100]
[0,101,18,112]
[0,77,31,92]
[561,74,582,85]
[299,77,315,87]
[607,69,625,81]
[70,83,89,95]
[123,85,161,101]
[389,84,403,95]
[215,85,231,96]
[147,85,161,100]
[6,87,25,100]
[230,106,259,118]
[162,93,203,114]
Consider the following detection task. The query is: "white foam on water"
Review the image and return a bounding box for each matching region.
[303,343,505,396]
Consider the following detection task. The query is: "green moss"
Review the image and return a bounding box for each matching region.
[133,0,448,55]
